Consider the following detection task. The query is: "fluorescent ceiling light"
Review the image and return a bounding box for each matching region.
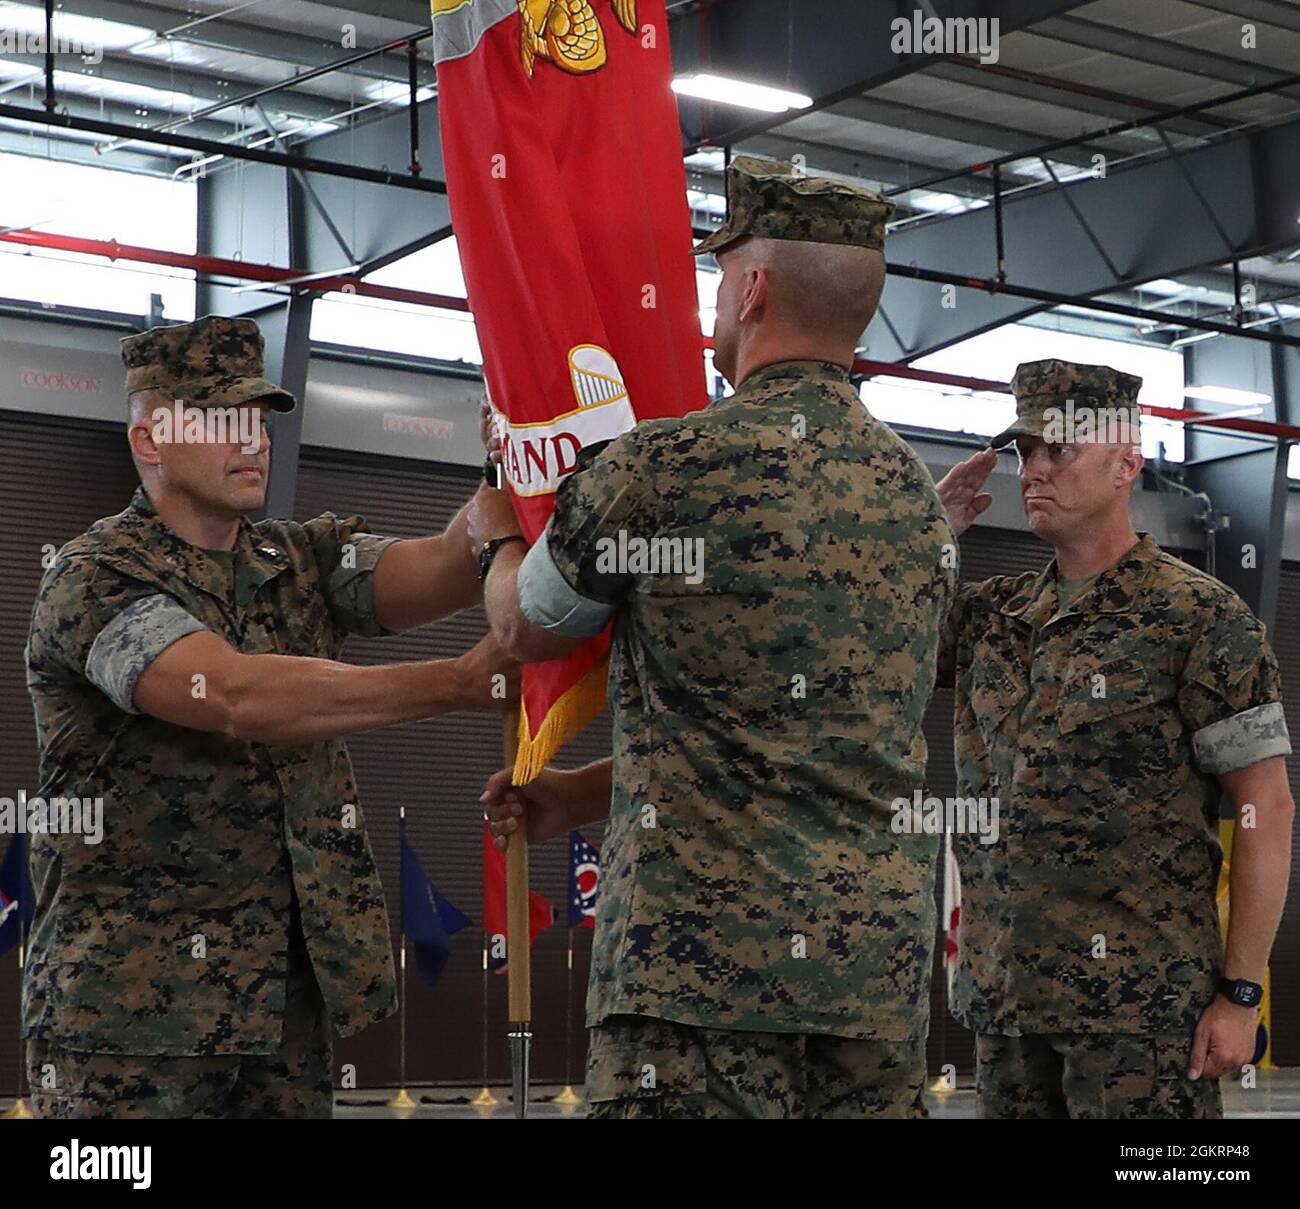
[1184,384,1272,407]
[684,149,726,170]
[671,73,812,113]
[686,188,726,216]
[364,80,436,105]
[908,191,974,214]
[1139,279,1186,296]
[0,2,151,51]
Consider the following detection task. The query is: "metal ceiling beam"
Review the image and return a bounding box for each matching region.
[0,100,445,190]
[858,113,1300,361]
[199,92,453,275]
[669,0,1099,151]
[0,90,255,149]
[925,58,1234,139]
[821,95,1113,169]
[1185,0,1300,37]
[274,0,439,26]
[38,0,430,84]
[3,50,344,125]
[1037,14,1300,95]
[0,125,166,172]
[876,69,1300,200]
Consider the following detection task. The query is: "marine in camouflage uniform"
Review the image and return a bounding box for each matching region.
[938,360,1292,1119]
[477,158,956,1117]
[24,316,496,1118]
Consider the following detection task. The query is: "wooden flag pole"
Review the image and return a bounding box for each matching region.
[503,706,531,1118]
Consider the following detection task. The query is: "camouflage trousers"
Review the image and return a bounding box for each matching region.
[27,915,333,1120]
[976,1032,1223,1120]
[585,1014,928,1119]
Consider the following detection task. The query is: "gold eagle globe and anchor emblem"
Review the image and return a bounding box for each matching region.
[517,0,637,76]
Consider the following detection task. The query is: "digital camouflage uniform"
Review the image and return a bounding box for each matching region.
[516,159,954,1118]
[23,316,399,1118]
[940,360,1291,1120]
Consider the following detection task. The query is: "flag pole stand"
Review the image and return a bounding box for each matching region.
[4,926,33,1118]
[472,935,499,1110]
[386,940,417,1110]
[503,706,532,1119]
[551,927,580,1107]
[386,810,418,1112]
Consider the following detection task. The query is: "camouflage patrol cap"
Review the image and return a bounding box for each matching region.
[989,358,1143,448]
[120,315,296,412]
[692,155,895,258]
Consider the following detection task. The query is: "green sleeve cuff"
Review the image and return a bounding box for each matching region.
[517,537,613,639]
[85,594,207,713]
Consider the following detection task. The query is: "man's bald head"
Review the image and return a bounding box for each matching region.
[711,236,886,386]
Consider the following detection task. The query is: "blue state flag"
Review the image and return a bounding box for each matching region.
[0,834,33,957]
[400,833,472,987]
[568,831,601,929]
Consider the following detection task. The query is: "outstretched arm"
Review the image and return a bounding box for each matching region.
[134,628,516,746]
[371,489,490,631]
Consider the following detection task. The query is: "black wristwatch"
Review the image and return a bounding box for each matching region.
[1219,977,1264,1008]
[478,535,526,582]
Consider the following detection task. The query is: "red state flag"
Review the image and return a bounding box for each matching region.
[482,823,555,972]
[432,0,707,780]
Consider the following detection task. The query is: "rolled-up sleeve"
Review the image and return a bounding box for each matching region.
[304,513,399,637]
[542,427,655,612]
[1192,701,1291,775]
[1179,596,1291,776]
[27,553,207,715]
[517,535,615,638]
[85,594,206,713]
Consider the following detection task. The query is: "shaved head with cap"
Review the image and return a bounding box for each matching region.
[711,236,886,387]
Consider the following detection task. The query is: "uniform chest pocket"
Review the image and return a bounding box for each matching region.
[970,651,1029,744]
[1057,657,1156,735]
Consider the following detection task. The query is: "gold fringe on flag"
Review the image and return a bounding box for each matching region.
[511,657,610,784]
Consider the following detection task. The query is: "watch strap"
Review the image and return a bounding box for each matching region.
[479,534,525,582]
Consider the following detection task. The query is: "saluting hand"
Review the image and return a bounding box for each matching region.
[935,446,998,537]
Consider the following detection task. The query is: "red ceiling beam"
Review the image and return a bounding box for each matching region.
[5,228,1299,443]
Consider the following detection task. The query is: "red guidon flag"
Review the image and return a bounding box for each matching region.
[482,824,554,971]
[432,0,706,780]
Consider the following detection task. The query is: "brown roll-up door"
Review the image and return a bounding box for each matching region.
[293,448,610,1092]
[0,412,137,1097]
[1268,563,1300,1066]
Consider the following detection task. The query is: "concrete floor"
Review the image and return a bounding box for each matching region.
[332,1069,1300,1119]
